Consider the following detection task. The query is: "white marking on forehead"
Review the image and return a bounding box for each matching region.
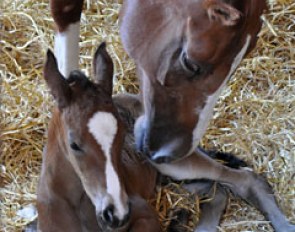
[54,22,80,77]
[88,112,118,154]
[87,112,127,220]
[189,35,252,154]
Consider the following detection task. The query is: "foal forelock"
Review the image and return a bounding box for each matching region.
[190,35,252,153]
[87,111,127,219]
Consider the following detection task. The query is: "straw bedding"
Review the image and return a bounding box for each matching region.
[0,0,294,231]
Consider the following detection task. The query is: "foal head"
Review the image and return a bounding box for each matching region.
[44,43,130,229]
[120,0,267,163]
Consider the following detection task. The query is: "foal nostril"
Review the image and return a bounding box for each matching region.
[100,204,131,228]
[101,205,119,228]
[102,205,113,223]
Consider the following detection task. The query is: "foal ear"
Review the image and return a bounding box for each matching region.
[44,50,71,109]
[204,0,242,26]
[93,42,114,96]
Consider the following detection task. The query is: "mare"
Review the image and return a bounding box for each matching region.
[47,0,295,231]
[119,0,268,162]
[37,43,160,232]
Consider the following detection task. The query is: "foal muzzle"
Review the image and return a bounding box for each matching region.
[98,201,131,229]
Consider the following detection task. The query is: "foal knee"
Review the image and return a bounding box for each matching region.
[182,181,228,232]
[130,217,161,232]
[227,170,272,203]
[195,184,228,232]
[128,196,161,232]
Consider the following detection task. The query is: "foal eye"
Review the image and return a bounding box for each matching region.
[70,142,82,151]
[181,52,202,76]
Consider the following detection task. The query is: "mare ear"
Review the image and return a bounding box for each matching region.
[204,0,242,26]
[93,42,114,96]
[44,50,71,109]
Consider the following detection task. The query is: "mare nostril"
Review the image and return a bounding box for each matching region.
[135,130,150,157]
[137,131,150,155]
[134,115,151,154]
[151,154,173,164]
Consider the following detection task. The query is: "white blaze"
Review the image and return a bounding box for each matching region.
[54,22,80,77]
[190,35,252,153]
[87,111,126,219]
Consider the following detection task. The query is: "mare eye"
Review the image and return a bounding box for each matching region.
[181,53,202,75]
[70,142,82,151]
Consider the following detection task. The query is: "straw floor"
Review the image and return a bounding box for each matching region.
[0,0,294,231]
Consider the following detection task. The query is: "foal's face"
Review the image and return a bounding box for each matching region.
[120,0,267,163]
[44,43,130,229]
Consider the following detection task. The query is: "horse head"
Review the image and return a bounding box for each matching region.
[44,43,130,229]
[120,0,267,163]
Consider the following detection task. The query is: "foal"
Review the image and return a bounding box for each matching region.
[37,43,160,232]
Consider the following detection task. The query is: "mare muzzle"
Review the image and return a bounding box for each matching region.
[134,115,193,163]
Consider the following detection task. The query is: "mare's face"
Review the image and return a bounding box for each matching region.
[120,0,266,163]
[44,43,130,229]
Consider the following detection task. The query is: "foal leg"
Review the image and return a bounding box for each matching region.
[79,193,102,232]
[37,197,83,232]
[127,195,161,232]
[154,152,295,232]
[184,181,227,232]
[50,0,83,77]
[165,181,227,232]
